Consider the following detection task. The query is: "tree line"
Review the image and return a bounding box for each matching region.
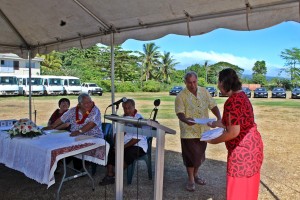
[37,44,300,92]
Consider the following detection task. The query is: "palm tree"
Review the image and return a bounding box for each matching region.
[138,43,161,81]
[203,60,209,83]
[37,51,62,72]
[158,52,179,83]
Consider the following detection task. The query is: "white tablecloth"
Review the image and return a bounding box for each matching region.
[0,130,109,188]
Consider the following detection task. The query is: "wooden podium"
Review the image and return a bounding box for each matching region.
[104,115,176,200]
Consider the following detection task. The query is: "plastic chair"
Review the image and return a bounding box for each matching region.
[126,136,153,184]
[102,122,114,146]
[91,122,113,175]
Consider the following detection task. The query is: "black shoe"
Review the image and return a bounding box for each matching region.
[99,176,115,186]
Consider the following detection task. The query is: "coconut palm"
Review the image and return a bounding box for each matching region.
[138,43,161,81]
[158,52,179,83]
[38,51,62,71]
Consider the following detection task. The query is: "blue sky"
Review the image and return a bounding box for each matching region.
[121,21,300,77]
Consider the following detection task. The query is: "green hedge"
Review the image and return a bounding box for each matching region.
[115,81,140,92]
[98,80,183,92]
[99,80,112,92]
[142,80,161,92]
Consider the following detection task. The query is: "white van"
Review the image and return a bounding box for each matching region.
[16,75,44,96]
[0,74,19,96]
[59,76,82,95]
[41,75,64,95]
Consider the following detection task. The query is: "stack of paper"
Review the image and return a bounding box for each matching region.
[200,128,224,141]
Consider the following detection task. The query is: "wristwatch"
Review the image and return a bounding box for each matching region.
[78,129,83,133]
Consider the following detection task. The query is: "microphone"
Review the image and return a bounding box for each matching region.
[152,99,160,121]
[108,97,127,107]
[154,99,160,107]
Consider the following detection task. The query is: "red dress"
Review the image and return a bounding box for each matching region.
[49,109,66,125]
[222,92,263,200]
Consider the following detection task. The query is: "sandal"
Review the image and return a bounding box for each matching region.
[194,176,206,185]
[99,175,115,186]
[185,182,195,192]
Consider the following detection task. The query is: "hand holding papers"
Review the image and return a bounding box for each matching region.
[188,118,216,125]
[200,128,224,141]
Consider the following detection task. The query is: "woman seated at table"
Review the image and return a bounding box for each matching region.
[45,93,103,138]
[47,98,71,130]
[44,93,103,171]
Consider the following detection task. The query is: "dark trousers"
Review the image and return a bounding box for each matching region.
[107,146,146,166]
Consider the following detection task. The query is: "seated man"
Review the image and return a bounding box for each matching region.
[44,93,103,171]
[47,98,71,130]
[99,99,148,185]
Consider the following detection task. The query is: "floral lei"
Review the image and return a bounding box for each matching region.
[75,103,94,124]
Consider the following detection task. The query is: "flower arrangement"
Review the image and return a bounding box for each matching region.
[8,118,42,138]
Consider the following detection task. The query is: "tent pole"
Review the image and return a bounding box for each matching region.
[28,50,32,121]
[110,33,116,114]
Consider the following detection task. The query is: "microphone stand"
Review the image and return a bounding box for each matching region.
[152,99,160,122]
[104,103,120,123]
[152,107,158,122]
[114,103,120,115]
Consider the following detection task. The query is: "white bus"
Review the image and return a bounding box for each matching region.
[59,76,82,95]
[41,75,64,95]
[0,74,19,96]
[16,75,44,96]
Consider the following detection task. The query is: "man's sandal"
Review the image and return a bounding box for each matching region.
[194,176,206,185]
[185,182,195,192]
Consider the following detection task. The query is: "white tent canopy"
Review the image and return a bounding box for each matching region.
[0,0,299,120]
[0,0,299,58]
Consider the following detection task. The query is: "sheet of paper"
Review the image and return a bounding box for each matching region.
[75,135,96,141]
[200,128,224,141]
[42,129,68,135]
[188,118,216,125]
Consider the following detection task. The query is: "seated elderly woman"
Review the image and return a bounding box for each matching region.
[47,98,71,130]
[46,93,103,138]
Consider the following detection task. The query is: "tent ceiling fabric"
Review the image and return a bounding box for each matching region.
[0,0,299,57]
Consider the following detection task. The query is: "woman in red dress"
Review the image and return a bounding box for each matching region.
[208,68,264,200]
[47,98,71,130]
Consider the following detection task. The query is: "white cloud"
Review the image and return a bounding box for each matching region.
[171,50,283,76]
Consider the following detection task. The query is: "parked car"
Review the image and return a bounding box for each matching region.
[205,86,217,97]
[242,87,251,98]
[253,87,268,98]
[169,86,183,95]
[81,83,103,96]
[271,87,286,98]
[291,87,300,99]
